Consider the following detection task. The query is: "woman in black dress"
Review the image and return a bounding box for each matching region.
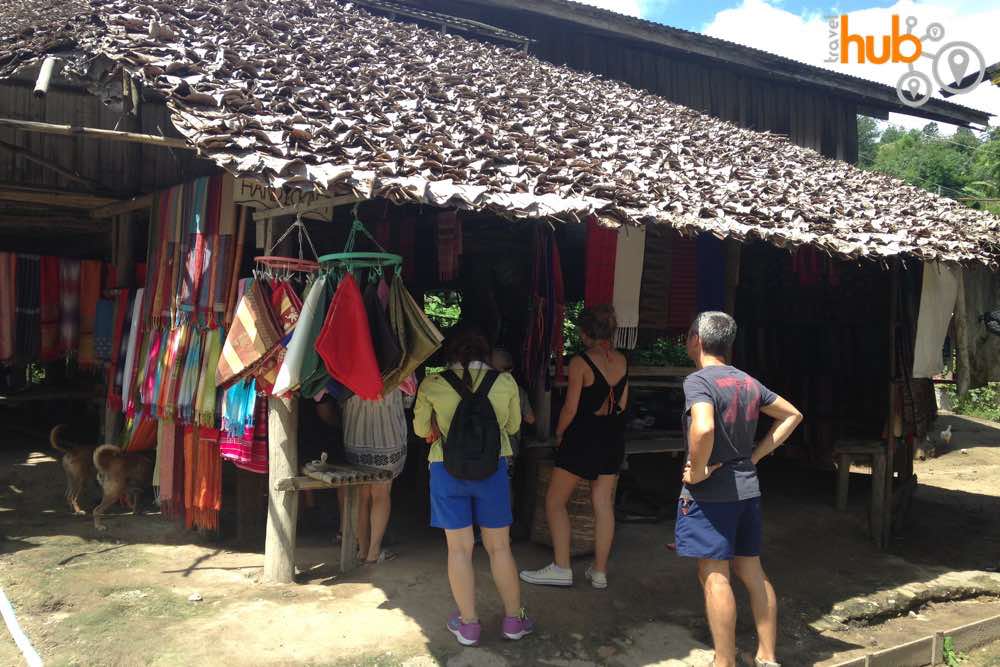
[520,305,628,589]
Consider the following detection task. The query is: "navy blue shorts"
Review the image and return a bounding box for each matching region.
[675,496,762,560]
[430,459,512,530]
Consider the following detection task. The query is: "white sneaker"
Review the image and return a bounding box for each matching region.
[519,563,573,587]
[585,566,607,589]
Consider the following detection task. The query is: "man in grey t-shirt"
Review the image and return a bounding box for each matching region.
[676,312,802,667]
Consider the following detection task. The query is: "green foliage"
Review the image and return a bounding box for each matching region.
[942,383,1000,423]
[944,636,966,667]
[424,291,461,330]
[563,300,692,366]
[857,116,881,170]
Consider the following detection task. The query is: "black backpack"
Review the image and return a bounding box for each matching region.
[440,369,502,481]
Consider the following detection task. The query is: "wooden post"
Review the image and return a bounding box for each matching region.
[339,486,360,573]
[870,450,886,548]
[835,453,850,511]
[881,261,899,549]
[263,395,299,584]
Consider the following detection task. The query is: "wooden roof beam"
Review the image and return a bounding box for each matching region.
[0,185,121,209]
[0,117,194,150]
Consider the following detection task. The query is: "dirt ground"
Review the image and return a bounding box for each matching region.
[1,412,999,666]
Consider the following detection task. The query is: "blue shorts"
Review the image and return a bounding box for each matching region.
[675,496,762,560]
[430,459,512,530]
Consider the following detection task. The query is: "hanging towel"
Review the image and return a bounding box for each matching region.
[39,256,61,361]
[638,226,673,331]
[158,420,184,520]
[121,288,145,413]
[124,413,157,452]
[584,215,617,309]
[216,279,282,388]
[184,426,223,531]
[274,274,327,396]
[315,273,384,401]
[78,260,103,368]
[15,255,41,365]
[364,280,403,375]
[383,275,444,395]
[140,330,164,410]
[195,327,223,427]
[235,395,269,474]
[667,235,697,331]
[912,262,959,379]
[58,258,80,358]
[94,299,115,363]
[696,234,726,313]
[612,226,646,350]
[255,282,303,395]
[157,324,192,420]
[436,210,463,282]
[0,253,17,365]
[176,329,204,424]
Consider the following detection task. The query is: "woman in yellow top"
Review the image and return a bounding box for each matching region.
[413,325,534,646]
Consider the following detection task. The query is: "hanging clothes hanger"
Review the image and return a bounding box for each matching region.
[318,203,403,276]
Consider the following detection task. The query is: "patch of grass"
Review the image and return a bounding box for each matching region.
[57,585,206,635]
[943,383,1000,422]
[944,636,968,666]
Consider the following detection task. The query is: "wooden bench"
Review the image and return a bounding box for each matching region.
[833,440,887,542]
[273,461,393,576]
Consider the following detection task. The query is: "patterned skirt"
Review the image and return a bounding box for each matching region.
[342,388,408,479]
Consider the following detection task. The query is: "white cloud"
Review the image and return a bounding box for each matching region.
[702,0,1000,133]
[571,0,643,18]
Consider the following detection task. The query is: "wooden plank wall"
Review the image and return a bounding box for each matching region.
[429,3,859,162]
[0,82,217,195]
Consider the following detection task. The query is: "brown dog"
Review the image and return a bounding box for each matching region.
[92,444,153,531]
[50,425,97,515]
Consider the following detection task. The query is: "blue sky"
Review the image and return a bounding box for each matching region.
[639,0,895,32]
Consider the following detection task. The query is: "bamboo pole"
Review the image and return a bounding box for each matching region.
[0,117,194,150]
[33,57,57,98]
[89,193,154,219]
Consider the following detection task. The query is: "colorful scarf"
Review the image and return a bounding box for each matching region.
[14,255,41,365]
[121,288,145,414]
[176,328,204,424]
[184,426,223,531]
[436,210,463,282]
[584,215,617,309]
[0,253,16,365]
[638,226,673,331]
[236,395,268,474]
[107,289,132,411]
[216,279,282,388]
[220,378,258,468]
[273,275,326,396]
[255,281,303,395]
[157,419,184,520]
[315,272,384,401]
[78,260,103,368]
[195,327,223,427]
[156,324,192,419]
[124,413,157,452]
[613,226,646,350]
[39,256,61,361]
[58,258,80,359]
[94,299,115,363]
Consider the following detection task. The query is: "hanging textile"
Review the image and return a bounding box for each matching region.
[255,282,303,395]
[58,259,80,358]
[39,256,61,361]
[195,327,223,426]
[140,330,165,410]
[522,225,566,384]
[274,275,327,396]
[584,215,617,309]
[436,210,463,282]
[364,280,402,375]
[78,260,103,368]
[124,414,157,452]
[14,255,41,365]
[638,226,672,331]
[383,275,444,395]
[158,420,184,519]
[696,234,726,314]
[107,290,132,411]
[912,262,959,379]
[239,395,269,474]
[94,299,115,363]
[176,329,204,424]
[157,324,192,420]
[955,265,1000,393]
[612,226,646,350]
[121,288,145,413]
[0,253,16,365]
[342,389,408,478]
[299,276,338,399]
[667,235,698,331]
[215,279,282,388]
[184,426,222,531]
[213,176,238,323]
[315,272,383,401]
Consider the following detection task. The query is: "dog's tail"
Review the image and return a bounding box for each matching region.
[50,425,68,454]
[93,444,122,473]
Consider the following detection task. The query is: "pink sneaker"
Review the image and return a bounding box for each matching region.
[447,612,481,646]
[501,608,535,640]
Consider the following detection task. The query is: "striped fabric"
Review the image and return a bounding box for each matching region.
[216,279,281,389]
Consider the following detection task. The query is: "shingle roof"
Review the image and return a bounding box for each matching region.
[2,0,998,266]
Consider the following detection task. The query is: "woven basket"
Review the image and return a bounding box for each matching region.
[529,460,617,557]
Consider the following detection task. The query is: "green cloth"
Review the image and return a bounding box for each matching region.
[382,276,444,395]
[299,275,336,398]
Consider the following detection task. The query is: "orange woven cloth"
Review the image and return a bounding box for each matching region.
[183,426,222,531]
[78,260,103,368]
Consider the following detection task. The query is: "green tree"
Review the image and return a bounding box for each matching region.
[857,115,881,169]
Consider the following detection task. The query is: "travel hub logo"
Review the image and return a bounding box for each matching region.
[825,14,987,109]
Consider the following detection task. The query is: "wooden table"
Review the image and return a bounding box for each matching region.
[273,463,393,575]
[833,439,887,542]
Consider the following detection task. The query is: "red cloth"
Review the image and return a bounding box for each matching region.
[39,256,61,361]
[667,235,697,331]
[584,215,617,308]
[436,210,462,282]
[315,273,383,400]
